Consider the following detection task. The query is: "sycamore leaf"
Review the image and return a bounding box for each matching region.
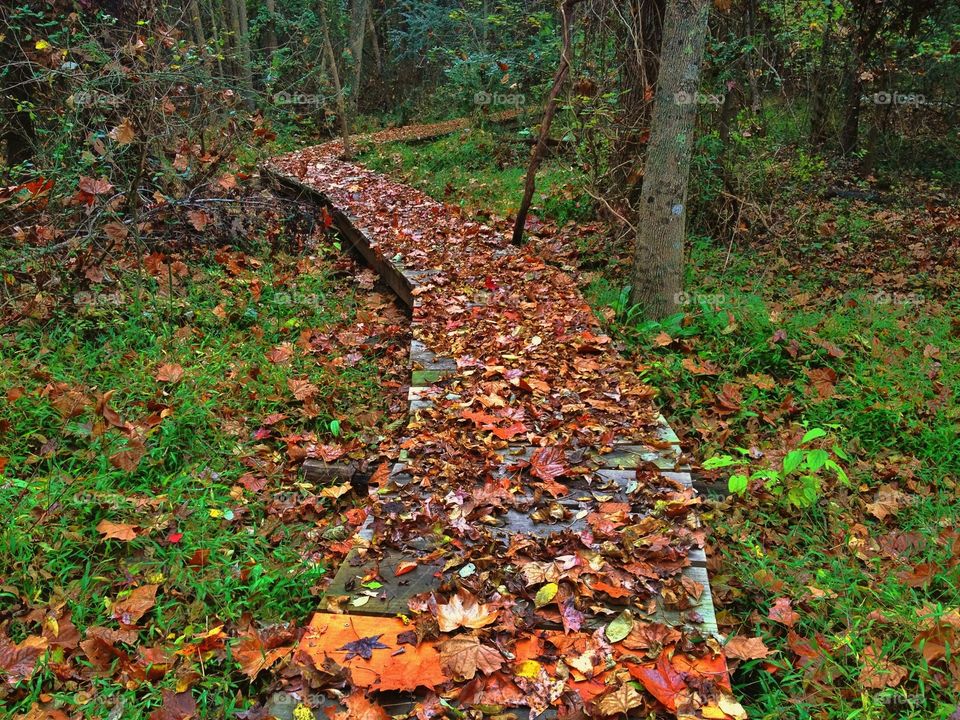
[723,635,772,660]
[436,590,498,632]
[148,690,196,720]
[597,682,645,716]
[111,584,158,626]
[155,363,184,383]
[439,634,503,680]
[338,635,389,661]
[0,635,47,685]
[336,693,390,720]
[96,519,138,541]
[767,597,800,627]
[529,446,567,481]
[109,117,136,145]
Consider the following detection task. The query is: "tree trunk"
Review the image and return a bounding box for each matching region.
[263,0,278,56]
[348,0,368,112]
[367,3,382,76]
[610,0,664,193]
[229,0,255,107]
[319,2,352,157]
[809,25,832,148]
[512,0,581,245]
[839,2,883,155]
[0,29,35,170]
[629,0,711,319]
[207,0,225,77]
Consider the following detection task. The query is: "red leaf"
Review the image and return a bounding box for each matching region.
[529,446,567,481]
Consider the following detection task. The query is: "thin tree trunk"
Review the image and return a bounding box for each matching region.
[809,25,832,148]
[208,0,225,77]
[319,3,352,157]
[348,0,368,112]
[512,0,582,245]
[229,0,255,107]
[263,0,278,55]
[629,0,711,319]
[367,3,382,75]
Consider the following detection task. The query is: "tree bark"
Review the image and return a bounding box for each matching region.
[367,3,382,76]
[229,0,255,107]
[263,0,278,56]
[809,24,832,148]
[319,2,352,157]
[348,0,368,112]
[629,0,711,319]
[512,0,581,245]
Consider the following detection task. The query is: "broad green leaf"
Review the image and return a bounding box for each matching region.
[805,449,829,472]
[728,474,749,494]
[329,419,341,437]
[703,454,741,469]
[783,450,804,475]
[801,428,827,445]
[605,611,634,643]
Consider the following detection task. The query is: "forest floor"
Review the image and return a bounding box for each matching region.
[1,119,958,720]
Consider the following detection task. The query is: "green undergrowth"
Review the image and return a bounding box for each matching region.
[0,240,395,716]
[359,126,593,224]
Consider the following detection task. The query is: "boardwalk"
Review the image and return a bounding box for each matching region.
[264,133,742,719]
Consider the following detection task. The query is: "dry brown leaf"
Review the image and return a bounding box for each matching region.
[96,519,138,541]
[438,634,503,680]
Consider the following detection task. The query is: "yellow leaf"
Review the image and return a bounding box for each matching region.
[534,582,558,608]
[515,659,541,678]
[35,40,51,50]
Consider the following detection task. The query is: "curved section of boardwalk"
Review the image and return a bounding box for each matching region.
[264,138,743,719]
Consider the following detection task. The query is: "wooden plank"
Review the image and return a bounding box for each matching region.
[261,167,415,309]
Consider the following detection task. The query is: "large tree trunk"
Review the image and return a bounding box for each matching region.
[512,0,582,245]
[629,0,710,319]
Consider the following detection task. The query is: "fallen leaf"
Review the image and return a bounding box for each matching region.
[96,519,138,541]
[723,635,772,661]
[437,590,498,632]
[111,584,158,626]
[439,634,503,680]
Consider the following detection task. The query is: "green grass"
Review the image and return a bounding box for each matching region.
[359,126,594,224]
[0,241,399,717]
